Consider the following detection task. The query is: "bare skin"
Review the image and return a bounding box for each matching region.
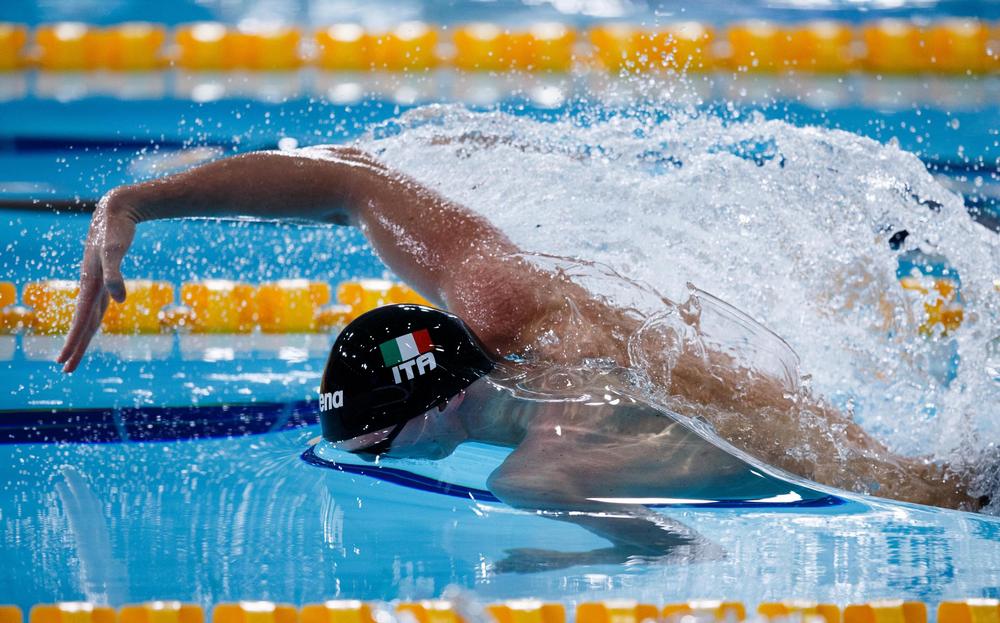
[60,145,980,526]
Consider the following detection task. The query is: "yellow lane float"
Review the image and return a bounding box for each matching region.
[0,281,14,308]
[0,282,28,334]
[315,304,354,332]
[175,22,243,70]
[758,602,840,623]
[486,601,565,623]
[576,602,659,623]
[396,602,461,623]
[256,279,331,333]
[180,280,256,333]
[785,21,856,72]
[369,22,438,71]
[844,601,927,623]
[35,22,102,71]
[120,603,204,623]
[453,23,519,71]
[926,19,990,73]
[862,19,924,73]
[103,22,165,70]
[337,278,431,317]
[301,601,374,623]
[650,22,714,72]
[315,24,369,71]
[938,600,1000,623]
[0,23,27,70]
[588,24,644,72]
[212,603,296,623]
[29,604,116,623]
[243,26,301,71]
[899,276,964,336]
[727,20,785,71]
[101,279,174,334]
[525,23,575,71]
[22,280,78,334]
[663,601,747,621]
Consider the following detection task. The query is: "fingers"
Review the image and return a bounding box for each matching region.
[58,247,103,366]
[58,198,138,372]
[60,290,108,374]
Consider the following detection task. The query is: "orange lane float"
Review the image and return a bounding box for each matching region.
[785,20,856,72]
[315,24,369,71]
[524,23,575,71]
[315,303,354,332]
[101,280,174,334]
[35,22,102,71]
[576,602,659,623]
[120,603,204,623]
[487,601,565,623]
[758,601,840,623]
[301,601,375,623]
[396,602,461,623]
[212,603,296,623]
[663,601,747,622]
[938,600,1000,623]
[29,604,116,623]
[899,276,964,335]
[369,22,438,71]
[22,280,78,334]
[103,22,166,70]
[588,24,644,72]
[0,606,21,623]
[926,18,990,73]
[337,278,431,317]
[861,19,925,73]
[0,281,14,309]
[0,23,27,70]
[727,20,786,72]
[649,22,714,72]
[256,279,331,333]
[180,280,256,333]
[453,23,519,72]
[242,25,301,71]
[0,281,31,334]
[175,22,244,71]
[844,601,927,623]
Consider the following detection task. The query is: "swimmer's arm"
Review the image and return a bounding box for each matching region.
[93,146,520,297]
[60,146,540,372]
[487,457,708,563]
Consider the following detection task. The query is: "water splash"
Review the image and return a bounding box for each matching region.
[361,104,1000,495]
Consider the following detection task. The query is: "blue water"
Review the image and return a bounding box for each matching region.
[3,0,1000,609]
[3,0,1000,26]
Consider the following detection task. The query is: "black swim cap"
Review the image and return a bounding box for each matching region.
[319,304,496,454]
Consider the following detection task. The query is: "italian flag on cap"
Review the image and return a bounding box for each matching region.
[380,329,432,367]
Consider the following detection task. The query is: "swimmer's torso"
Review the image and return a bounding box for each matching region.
[483,372,799,502]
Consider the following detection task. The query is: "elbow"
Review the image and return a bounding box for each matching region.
[487,469,582,512]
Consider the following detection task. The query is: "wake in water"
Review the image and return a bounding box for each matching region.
[359,104,1000,508]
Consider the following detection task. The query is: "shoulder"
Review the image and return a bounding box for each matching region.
[442,253,565,358]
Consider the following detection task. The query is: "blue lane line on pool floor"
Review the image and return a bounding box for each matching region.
[0,400,318,444]
[299,446,845,510]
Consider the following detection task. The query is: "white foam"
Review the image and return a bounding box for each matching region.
[361,104,1000,481]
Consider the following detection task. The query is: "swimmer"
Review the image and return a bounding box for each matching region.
[58,145,984,532]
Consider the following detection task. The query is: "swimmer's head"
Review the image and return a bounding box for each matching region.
[319,303,496,458]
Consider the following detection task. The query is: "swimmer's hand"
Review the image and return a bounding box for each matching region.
[58,192,137,373]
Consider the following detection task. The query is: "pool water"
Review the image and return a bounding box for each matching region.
[3,1,1000,613]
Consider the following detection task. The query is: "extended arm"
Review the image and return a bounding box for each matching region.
[59,145,530,371]
[486,453,718,572]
